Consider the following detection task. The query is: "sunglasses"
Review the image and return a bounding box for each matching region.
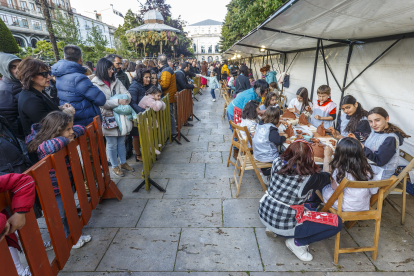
[37,71,52,78]
[109,67,116,72]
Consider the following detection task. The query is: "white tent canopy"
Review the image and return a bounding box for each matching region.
[224,0,414,56]
[126,23,180,33]
[224,0,414,154]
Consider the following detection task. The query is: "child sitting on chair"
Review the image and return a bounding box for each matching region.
[238,100,259,144]
[317,137,382,212]
[259,92,282,115]
[253,106,287,182]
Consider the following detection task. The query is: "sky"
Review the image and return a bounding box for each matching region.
[69,0,231,26]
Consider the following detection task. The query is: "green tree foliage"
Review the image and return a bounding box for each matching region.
[114,9,141,58]
[220,0,288,53]
[137,0,171,22]
[84,23,108,61]
[0,18,19,53]
[18,40,65,63]
[53,10,82,45]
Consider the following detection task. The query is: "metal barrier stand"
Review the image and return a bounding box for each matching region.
[133,95,171,192]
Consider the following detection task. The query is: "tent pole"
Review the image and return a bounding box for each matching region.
[250,55,252,69]
[320,40,329,86]
[283,53,287,72]
[310,39,320,101]
[343,36,404,91]
[337,42,354,124]
[262,55,265,67]
[266,50,269,65]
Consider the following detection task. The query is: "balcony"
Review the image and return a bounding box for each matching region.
[11,19,29,28]
[85,25,90,30]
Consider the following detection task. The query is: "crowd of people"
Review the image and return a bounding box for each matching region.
[0,43,411,274]
[0,45,217,276]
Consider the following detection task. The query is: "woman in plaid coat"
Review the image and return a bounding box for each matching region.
[258,140,342,262]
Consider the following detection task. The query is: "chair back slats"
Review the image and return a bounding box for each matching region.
[0,237,20,276]
[229,120,252,151]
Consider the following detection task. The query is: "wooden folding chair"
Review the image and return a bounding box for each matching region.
[386,150,414,224]
[279,95,287,112]
[222,92,231,120]
[316,176,397,264]
[227,120,244,168]
[231,123,271,197]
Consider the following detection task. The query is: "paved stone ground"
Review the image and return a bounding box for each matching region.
[32,88,414,275]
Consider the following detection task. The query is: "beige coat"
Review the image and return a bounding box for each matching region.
[91,76,131,136]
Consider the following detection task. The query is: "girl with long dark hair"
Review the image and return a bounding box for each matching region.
[128,68,152,161]
[26,111,92,248]
[288,87,312,116]
[92,58,133,176]
[362,107,411,179]
[329,95,371,142]
[322,137,382,211]
[258,140,341,262]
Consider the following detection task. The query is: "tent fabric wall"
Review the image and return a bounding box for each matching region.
[248,38,414,153]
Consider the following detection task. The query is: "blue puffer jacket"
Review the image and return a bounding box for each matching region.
[52,60,106,126]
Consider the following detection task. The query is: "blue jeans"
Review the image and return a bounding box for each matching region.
[210,89,216,99]
[106,136,126,168]
[278,219,342,246]
[56,194,70,237]
[226,111,234,131]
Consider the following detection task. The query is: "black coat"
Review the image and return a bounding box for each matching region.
[175,69,195,92]
[128,80,149,114]
[115,70,131,90]
[213,66,221,81]
[235,74,251,94]
[18,87,60,136]
[0,77,23,138]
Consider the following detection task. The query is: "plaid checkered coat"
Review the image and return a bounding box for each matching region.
[258,157,312,236]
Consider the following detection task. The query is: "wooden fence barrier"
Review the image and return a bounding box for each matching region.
[133,95,171,192]
[192,77,201,101]
[0,116,122,276]
[176,89,196,142]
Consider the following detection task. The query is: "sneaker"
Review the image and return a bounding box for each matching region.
[259,171,269,186]
[44,240,53,251]
[112,166,124,177]
[72,238,85,249]
[285,238,313,261]
[212,99,216,102]
[155,149,161,155]
[18,266,31,276]
[80,235,92,243]
[120,163,135,172]
[265,228,277,238]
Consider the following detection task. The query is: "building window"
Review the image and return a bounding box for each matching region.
[61,0,64,6]
[202,56,205,61]
[208,45,212,54]
[7,0,13,8]
[14,37,25,47]
[11,16,18,26]
[193,43,196,52]
[20,1,28,10]
[208,56,213,62]
[22,18,28,28]
[37,5,41,12]
[1,14,7,23]
[31,38,37,48]
[215,45,219,53]
[215,56,219,61]
[33,21,42,30]
[30,3,35,10]
[201,46,205,54]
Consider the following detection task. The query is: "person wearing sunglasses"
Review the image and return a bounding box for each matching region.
[17,57,75,138]
[106,54,131,90]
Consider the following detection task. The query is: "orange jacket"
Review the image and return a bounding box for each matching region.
[159,65,177,103]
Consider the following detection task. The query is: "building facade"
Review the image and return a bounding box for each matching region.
[98,4,124,28]
[73,12,116,49]
[0,0,73,47]
[184,19,222,62]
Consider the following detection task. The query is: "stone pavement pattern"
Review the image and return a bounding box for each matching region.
[31,88,414,275]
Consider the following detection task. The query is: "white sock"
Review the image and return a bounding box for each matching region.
[9,247,23,274]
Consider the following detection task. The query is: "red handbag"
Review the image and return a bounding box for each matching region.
[290,205,338,227]
[234,106,242,124]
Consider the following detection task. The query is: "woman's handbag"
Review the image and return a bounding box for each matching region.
[101,115,118,129]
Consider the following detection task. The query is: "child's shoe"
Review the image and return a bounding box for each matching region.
[265,228,277,238]
[155,149,161,155]
[120,163,135,172]
[80,235,92,243]
[212,99,216,102]
[72,238,85,249]
[259,170,269,186]
[285,238,313,261]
